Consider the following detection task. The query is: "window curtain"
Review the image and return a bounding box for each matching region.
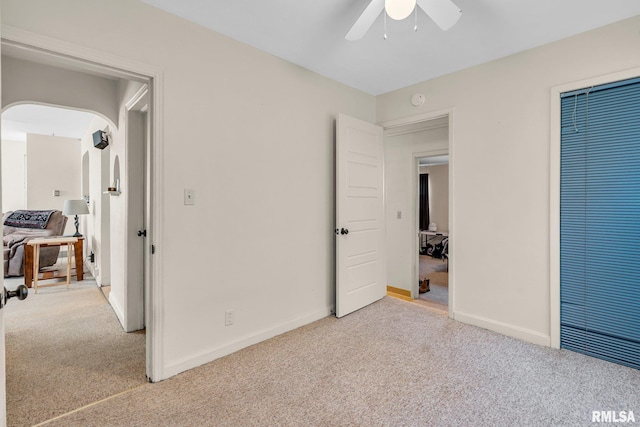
[560,76,640,370]
[419,174,430,231]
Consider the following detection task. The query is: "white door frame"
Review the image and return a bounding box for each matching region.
[379,108,455,319]
[1,26,166,381]
[123,85,149,334]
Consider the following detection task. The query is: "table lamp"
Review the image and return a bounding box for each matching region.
[63,199,89,237]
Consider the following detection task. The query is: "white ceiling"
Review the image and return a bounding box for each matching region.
[2,2,638,139]
[1,104,95,142]
[140,0,640,95]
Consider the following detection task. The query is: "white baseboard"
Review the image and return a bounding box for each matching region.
[454,311,551,347]
[85,262,99,286]
[109,292,126,330]
[164,305,335,379]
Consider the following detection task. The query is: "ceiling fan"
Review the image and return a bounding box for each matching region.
[345,0,462,41]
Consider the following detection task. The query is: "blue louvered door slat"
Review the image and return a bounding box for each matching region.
[560,77,640,370]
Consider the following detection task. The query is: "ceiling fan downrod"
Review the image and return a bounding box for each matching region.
[384,12,387,39]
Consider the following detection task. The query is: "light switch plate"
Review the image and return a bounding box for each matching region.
[225,309,234,326]
[184,189,195,205]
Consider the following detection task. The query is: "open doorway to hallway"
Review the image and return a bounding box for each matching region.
[1,102,147,426]
[2,104,113,286]
[383,114,450,312]
[1,41,153,424]
[417,155,449,311]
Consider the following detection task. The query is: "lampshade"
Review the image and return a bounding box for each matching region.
[63,199,89,216]
[385,0,416,20]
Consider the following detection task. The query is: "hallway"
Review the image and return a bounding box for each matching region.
[4,277,146,426]
[418,254,448,310]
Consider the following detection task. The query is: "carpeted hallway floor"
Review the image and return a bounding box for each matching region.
[4,277,146,427]
[418,255,448,309]
[35,297,640,427]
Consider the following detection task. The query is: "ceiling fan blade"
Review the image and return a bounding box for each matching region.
[345,0,385,41]
[416,0,461,31]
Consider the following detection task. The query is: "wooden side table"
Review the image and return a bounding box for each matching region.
[24,236,84,291]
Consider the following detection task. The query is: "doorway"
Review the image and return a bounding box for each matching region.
[416,155,449,311]
[1,37,158,423]
[382,112,452,314]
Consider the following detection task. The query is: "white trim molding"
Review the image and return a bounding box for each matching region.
[1,27,153,82]
[109,292,126,328]
[125,85,150,112]
[455,311,551,347]
[164,306,334,378]
[2,26,167,381]
[378,108,452,130]
[549,66,640,350]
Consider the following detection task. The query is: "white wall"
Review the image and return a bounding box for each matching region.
[1,139,26,212]
[80,116,111,286]
[109,79,146,332]
[26,134,81,235]
[377,15,640,345]
[420,164,448,232]
[1,0,376,379]
[384,120,448,292]
[2,56,118,126]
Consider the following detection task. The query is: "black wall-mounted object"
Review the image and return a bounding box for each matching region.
[92,130,109,149]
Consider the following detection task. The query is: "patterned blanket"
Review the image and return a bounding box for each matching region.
[4,210,55,229]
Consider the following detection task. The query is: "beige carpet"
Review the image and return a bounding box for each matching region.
[40,297,640,427]
[4,277,146,427]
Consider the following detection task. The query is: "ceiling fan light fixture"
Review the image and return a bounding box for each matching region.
[385,0,417,20]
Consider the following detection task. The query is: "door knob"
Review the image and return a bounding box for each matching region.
[137,230,147,237]
[340,228,349,235]
[1,284,28,308]
[6,285,28,301]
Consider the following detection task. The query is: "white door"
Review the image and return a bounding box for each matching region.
[125,89,148,333]
[336,113,386,317]
[143,109,153,380]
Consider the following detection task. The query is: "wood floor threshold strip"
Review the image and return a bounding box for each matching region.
[386,285,412,301]
[387,292,413,302]
[34,383,148,426]
[387,292,412,302]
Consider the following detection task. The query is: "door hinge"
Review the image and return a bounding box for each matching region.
[151,244,156,254]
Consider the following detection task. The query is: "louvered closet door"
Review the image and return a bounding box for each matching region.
[560,77,640,370]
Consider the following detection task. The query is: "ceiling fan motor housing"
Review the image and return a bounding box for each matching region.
[385,0,417,20]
